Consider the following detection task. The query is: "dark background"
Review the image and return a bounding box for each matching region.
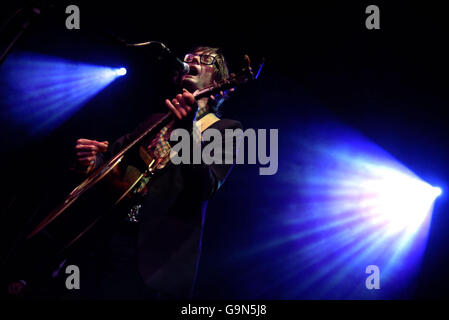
[0,1,448,299]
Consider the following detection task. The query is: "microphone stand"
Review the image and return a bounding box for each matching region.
[0,6,43,66]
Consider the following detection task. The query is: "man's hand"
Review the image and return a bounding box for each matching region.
[75,139,109,172]
[165,88,198,127]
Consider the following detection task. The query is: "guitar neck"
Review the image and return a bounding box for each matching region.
[193,80,235,100]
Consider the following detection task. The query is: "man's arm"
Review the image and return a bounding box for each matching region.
[182,119,243,200]
[164,88,242,200]
[74,113,167,173]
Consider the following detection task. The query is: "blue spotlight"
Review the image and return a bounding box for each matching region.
[115,67,127,76]
[231,120,442,299]
[357,168,439,235]
[0,52,127,136]
[432,186,442,197]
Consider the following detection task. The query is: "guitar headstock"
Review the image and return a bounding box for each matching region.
[228,54,264,87]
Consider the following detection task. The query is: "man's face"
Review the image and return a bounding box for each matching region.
[180,51,217,92]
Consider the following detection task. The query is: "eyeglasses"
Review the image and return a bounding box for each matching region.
[183,53,218,66]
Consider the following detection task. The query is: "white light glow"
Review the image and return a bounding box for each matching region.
[116,67,127,76]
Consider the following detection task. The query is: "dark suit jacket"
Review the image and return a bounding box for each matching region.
[95,113,242,297]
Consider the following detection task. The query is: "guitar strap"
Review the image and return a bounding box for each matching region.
[136,113,221,193]
[195,112,221,133]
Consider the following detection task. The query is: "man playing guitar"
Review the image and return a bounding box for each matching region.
[73,46,242,299]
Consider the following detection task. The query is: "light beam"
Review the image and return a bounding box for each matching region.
[0,52,127,137]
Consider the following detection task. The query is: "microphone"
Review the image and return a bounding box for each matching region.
[158,43,190,75]
[124,40,189,74]
[106,36,190,74]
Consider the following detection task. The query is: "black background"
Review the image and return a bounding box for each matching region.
[0,0,448,299]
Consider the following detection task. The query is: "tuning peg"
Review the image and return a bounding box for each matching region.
[243,54,254,79]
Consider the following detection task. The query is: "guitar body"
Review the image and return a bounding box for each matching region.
[0,143,161,296]
[24,144,157,256]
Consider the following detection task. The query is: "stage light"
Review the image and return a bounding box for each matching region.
[231,120,442,299]
[432,186,442,197]
[0,52,127,136]
[358,168,440,235]
[115,67,127,76]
